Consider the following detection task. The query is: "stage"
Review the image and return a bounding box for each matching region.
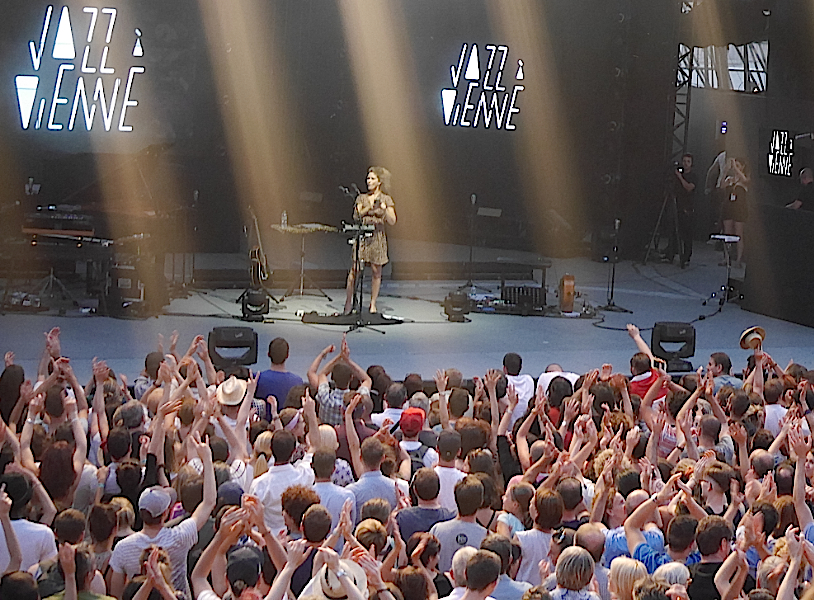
[2,237,814,385]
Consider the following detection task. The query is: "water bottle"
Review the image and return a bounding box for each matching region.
[281,210,287,227]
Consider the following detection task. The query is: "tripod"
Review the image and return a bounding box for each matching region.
[457,194,490,294]
[599,219,632,313]
[33,268,78,308]
[644,188,681,265]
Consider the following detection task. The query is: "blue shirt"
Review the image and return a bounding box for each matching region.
[255,369,303,415]
[346,471,397,522]
[633,542,700,574]
[396,506,455,543]
[604,526,665,566]
[492,574,532,600]
[313,481,356,532]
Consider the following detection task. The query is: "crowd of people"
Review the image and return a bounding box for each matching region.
[0,324,813,600]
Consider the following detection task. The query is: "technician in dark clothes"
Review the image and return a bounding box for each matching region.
[785,167,814,211]
[665,153,698,268]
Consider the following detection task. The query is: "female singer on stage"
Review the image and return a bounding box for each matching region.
[344,166,396,314]
[721,157,749,267]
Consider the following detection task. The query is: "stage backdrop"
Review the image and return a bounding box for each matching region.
[0,0,680,255]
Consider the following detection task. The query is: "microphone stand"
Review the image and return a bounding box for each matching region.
[457,193,490,294]
[599,218,632,313]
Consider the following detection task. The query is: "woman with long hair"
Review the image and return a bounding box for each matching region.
[344,166,397,314]
[721,157,749,267]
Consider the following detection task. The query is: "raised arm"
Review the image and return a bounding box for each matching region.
[729,422,750,480]
[20,393,43,472]
[590,457,616,524]
[90,360,110,443]
[308,344,336,388]
[640,370,670,431]
[63,394,87,478]
[777,528,803,600]
[345,394,364,477]
[626,473,680,556]
[303,388,322,450]
[434,369,451,431]
[714,549,748,600]
[264,540,314,600]
[341,335,372,390]
[9,380,33,434]
[515,407,538,473]
[790,425,814,531]
[188,432,217,530]
[0,488,21,574]
[627,324,654,361]
[59,359,88,416]
[191,506,245,598]
[235,369,258,432]
[484,371,501,448]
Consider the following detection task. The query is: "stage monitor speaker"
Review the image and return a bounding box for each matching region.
[208,327,258,369]
[651,321,695,372]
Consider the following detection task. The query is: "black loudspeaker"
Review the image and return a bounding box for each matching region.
[208,327,258,369]
[651,321,695,372]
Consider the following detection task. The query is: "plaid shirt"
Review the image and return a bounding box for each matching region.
[317,383,369,426]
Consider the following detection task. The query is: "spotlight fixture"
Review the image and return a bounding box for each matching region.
[443,290,471,322]
[651,321,695,372]
[208,326,258,370]
[241,288,269,322]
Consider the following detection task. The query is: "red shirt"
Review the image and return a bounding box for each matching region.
[629,369,668,399]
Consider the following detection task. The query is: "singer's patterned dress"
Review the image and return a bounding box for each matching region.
[352,192,394,265]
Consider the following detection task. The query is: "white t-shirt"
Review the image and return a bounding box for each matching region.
[371,407,404,428]
[536,372,580,396]
[401,441,439,469]
[434,465,466,513]
[515,528,553,586]
[110,518,198,599]
[248,463,315,533]
[0,518,57,572]
[507,374,536,427]
[764,404,787,438]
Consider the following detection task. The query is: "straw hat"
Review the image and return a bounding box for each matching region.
[217,376,248,406]
[739,326,766,350]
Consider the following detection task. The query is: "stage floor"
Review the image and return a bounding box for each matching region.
[2,240,814,384]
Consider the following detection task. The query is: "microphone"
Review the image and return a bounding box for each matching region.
[614,219,621,231]
[471,194,477,205]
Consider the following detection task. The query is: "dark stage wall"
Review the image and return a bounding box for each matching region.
[0,0,689,256]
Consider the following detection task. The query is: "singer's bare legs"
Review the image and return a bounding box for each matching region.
[369,263,382,313]
[344,261,383,313]
[344,261,358,314]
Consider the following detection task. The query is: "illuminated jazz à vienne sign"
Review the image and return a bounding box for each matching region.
[441,44,524,130]
[14,5,145,132]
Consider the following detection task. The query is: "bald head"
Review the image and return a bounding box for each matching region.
[575,522,606,563]
[750,450,774,478]
[801,168,813,185]
[625,489,650,516]
[546,364,564,373]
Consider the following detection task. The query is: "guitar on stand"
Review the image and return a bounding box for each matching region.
[246,206,279,303]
